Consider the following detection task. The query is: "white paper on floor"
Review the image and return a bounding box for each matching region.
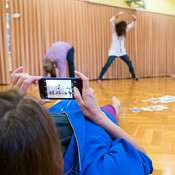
[170,74,175,78]
[130,108,140,112]
[142,95,175,103]
[130,105,169,112]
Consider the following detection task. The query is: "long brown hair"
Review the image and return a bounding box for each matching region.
[0,89,63,175]
[115,21,127,36]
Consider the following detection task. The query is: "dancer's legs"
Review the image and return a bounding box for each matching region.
[120,54,136,78]
[98,56,116,80]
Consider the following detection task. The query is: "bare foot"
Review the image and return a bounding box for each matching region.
[112,96,120,121]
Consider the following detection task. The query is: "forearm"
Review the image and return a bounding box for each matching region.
[114,14,120,19]
[111,14,118,23]
[97,111,146,154]
[110,16,115,28]
[73,71,145,154]
[126,21,136,31]
[110,12,124,29]
[43,69,48,77]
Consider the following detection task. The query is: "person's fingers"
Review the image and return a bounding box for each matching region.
[74,71,89,89]
[89,88,96,99]
[20,76,42,94]
[11,73,21,88]
[88,88,99,106]
[11,66,23,77]
[74,87,85,106]
[10,66,23,86]
[14,73,31,89]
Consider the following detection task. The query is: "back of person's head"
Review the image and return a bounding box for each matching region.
[0,89,63,175]
[115,21,127,37]
[43,59,55,73]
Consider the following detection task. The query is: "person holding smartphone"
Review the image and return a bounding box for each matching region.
[98,11,139,83]
[3,67,153,175]
[43,42,75,78]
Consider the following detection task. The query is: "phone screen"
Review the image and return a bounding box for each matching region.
[38,78,82,100]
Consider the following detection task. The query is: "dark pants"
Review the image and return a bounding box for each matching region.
[67,47,75,77]
[98,54,136,80]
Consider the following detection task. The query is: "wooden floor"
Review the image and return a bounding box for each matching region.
[1,76,175,175]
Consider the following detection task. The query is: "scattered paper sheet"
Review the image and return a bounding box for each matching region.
[142,95,175,104]
[130,108,140,112]
[130,105,169,112]
[170,74,175,78]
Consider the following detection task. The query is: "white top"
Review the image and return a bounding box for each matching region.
[108,16,135,57]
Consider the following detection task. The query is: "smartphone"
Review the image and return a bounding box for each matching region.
[38,78,82,100]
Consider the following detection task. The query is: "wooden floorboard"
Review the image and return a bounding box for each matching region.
[1,76,175,175]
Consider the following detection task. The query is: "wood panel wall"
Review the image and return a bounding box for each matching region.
[136,11,175,77]
[0,0,10,84]
[8,0,175,81]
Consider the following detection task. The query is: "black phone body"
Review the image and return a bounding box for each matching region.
[38,78,82,100]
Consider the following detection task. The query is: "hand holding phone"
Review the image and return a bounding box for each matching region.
[38,78,82,100]
[74,71,102,122]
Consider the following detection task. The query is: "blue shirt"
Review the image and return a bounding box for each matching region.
[49,100,153,175]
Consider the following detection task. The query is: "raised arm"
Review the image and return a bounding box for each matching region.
[110,11,125,31]
[126,14,136,32]
[74,71,146,154]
